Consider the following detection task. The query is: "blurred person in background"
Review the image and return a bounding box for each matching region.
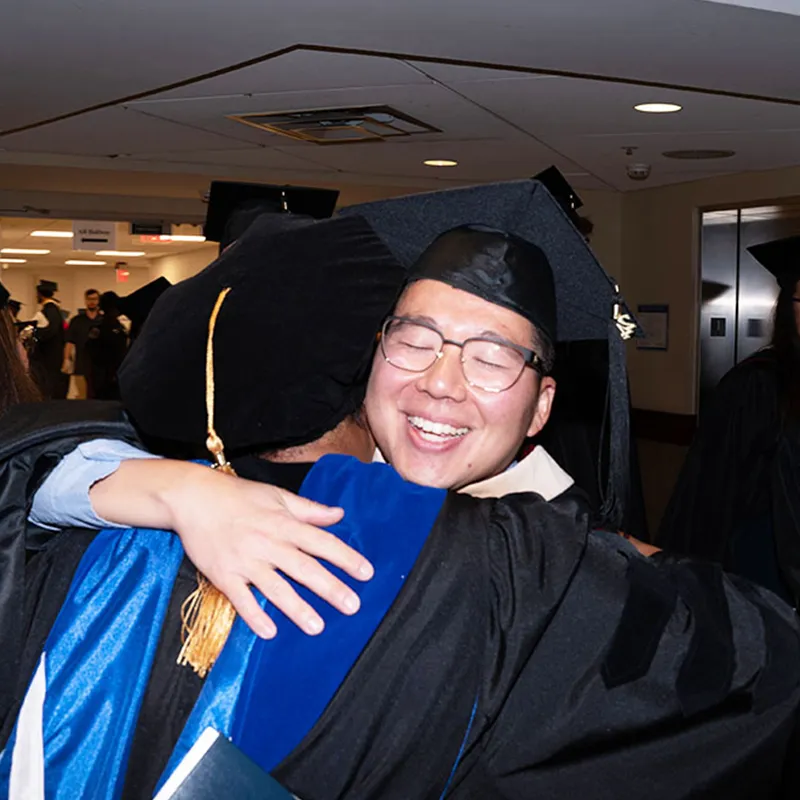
[30,279,68,400]
[0,281,40,418]
[85,290,128,400]
[63,288,102,400]
[659,235,800,604]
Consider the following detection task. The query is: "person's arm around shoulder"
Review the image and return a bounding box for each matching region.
[33,440,373,638]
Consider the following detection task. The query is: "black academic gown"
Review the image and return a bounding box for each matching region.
[2,402,800,799]
[29,300,68,399]
[657,349,796,602]
[531,340,649,539]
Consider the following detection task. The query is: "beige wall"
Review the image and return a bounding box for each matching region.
[621,166,800,415]
[582,189,624,282]
[149,246,217,285]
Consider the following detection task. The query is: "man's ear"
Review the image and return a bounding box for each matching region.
[526,376,556,438]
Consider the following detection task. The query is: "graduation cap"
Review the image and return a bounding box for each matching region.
[204,181,340,251]
[7,299,21,316]
[36,279,58,297]
[534,166,583,214]
[534,166,594,238]
[341,179,638,529]
[0,281,8,310]
[119,212,406,454]
[117,277,172,340]
[747,234,800,290]
[408,225,558,353]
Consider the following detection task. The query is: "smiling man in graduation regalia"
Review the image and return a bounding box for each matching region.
[1,188,800,800]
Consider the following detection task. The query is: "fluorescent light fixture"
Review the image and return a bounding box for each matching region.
[634,103,682,113]
[424,159,458,167]
[0,258,26,263]
[65,259,107,266]
[96,250,146,257]
[158,235,207,243]
[30,230,74,238]
[1,248,50,255]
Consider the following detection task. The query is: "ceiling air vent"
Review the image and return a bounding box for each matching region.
[228,105,440,145]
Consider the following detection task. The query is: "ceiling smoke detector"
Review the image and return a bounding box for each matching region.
[229,105,440,145]
[662,149,736,160]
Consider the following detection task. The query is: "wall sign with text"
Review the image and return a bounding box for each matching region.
[636,304,669,351]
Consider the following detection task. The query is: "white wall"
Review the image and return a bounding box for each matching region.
[2,265,154,319]
[149,245,217,285]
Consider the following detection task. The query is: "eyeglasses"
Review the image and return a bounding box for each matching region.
[380,315,541,393]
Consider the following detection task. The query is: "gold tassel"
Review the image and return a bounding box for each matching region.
[176,287,239,677]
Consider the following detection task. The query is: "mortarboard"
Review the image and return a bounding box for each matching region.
[204,180,340,250]
[119,213,406,454]
[533,166,583,216]
[36,279,58,295]
[7,299,21,316]
[118,277,173,340]
[533,166,594,237]
[341,179,638,529]
[0,281,8,310]
[747,235,800,290]
[340,179,634,345]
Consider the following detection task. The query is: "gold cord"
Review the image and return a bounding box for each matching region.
[177,287,239,677]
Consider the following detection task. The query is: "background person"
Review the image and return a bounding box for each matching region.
[85,290,128,400]
[63,288,102,400]
[29,279,68,400]
[0,281,40,417]
[658,234,800,603]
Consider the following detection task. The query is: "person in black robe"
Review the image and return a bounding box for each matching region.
[1,210,799,798]
[1,189,800,798]
[85,290,129,400]
[658,234,800,603]
[29,279,68,400]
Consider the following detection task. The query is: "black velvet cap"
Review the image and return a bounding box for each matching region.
[118,213,406,453]
[409,225,557,346]
[36,279,58,295]
[204,180,340,250]
[0,281,8,309]
[118,277,172,340]
[7,299,21,316]
[748,235,800,290]
[340,179,631,343]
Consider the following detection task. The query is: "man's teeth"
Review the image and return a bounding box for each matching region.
[407,416,469,438]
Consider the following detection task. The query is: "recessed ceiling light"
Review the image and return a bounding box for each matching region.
[156,235,207,243]
[30,230,74,238]
[634,103,682,114]
[424,159,458,167]
[1,248,50,255]
[96,250,146,257]
[0,258,26,263]
[65,259,107,266]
